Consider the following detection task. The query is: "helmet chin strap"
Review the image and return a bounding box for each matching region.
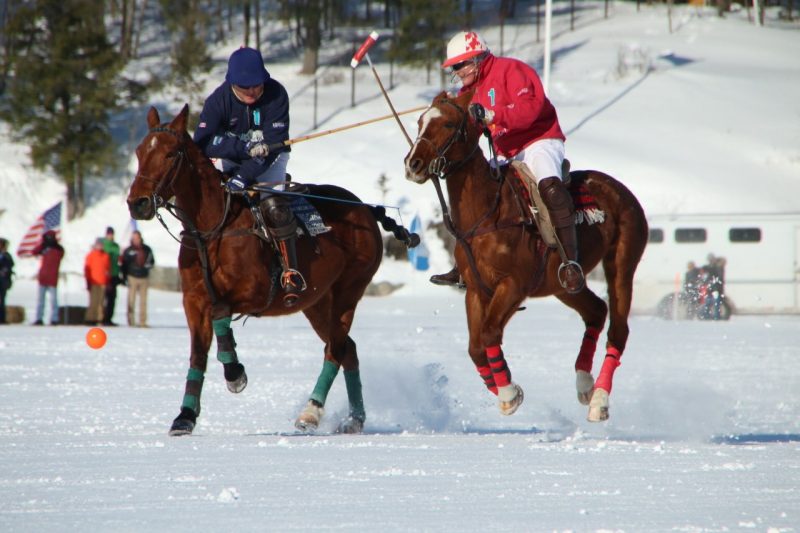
[450,59,482,87]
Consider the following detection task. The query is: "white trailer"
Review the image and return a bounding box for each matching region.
[631,212,800,315]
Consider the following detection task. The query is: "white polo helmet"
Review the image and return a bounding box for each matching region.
[442,31,489,68]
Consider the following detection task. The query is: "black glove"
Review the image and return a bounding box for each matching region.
[469,103,495,125]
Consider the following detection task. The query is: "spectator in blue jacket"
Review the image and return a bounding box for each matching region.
[193,46,304,306]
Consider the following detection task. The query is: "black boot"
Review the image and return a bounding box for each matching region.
[538,177,585,294]
[277,235,306,307]
[263,195,307,306]
[429,266,464,288]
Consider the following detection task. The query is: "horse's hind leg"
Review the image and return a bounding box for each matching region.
[585,238,645,422]
[297,291,366,433]
[556,289,608,407]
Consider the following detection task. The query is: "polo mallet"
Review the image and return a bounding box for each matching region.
[351,31,415,148]
[265,105,427,152]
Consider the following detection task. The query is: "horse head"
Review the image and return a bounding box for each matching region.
[127,104,192,220]
[404,91,482,184]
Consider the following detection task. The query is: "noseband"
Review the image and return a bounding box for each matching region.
[133,126,187,209]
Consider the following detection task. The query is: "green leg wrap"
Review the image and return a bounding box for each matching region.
[309,360,340,406]
[212,317,237,364]
[344,369,365,421]
[181,367,205,415]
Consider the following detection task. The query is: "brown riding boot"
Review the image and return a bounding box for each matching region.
[538,177,585,294]
[429,266,463,288]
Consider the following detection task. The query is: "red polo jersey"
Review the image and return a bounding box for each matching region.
[460,54,565,158]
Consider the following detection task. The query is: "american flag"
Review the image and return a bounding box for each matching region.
[16,201,62,257]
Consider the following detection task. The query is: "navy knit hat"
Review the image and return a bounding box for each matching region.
[225,47,270,87]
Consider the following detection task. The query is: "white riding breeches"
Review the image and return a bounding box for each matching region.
[493,138,566,182]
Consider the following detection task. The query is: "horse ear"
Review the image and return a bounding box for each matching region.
[171,104,190,133]
[433,91,449,104]
[146,107,160,129]
[455,90,474,109]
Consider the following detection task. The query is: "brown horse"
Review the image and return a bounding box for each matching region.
[127,105,416,435]
[404,92,648,422]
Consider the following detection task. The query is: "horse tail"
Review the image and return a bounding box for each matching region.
[368,206,420,248]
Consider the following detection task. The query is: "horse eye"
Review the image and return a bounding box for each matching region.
[444,122,456,129]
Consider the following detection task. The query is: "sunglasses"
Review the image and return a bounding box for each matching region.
[451,60,472,72]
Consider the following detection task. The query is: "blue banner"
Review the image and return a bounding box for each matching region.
[407,214,429,271]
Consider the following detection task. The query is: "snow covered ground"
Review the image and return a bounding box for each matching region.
[1,279,799,531]
[2,3,799,531]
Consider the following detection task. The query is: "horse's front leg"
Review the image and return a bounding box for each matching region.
[211,303,247,393]
[465,283,525,416]
[169,296,214,436]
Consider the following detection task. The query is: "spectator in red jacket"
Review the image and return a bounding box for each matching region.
[32,230,64,325]
[84,238,111,326]
[430,31,584,294]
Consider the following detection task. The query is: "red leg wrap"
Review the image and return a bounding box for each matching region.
[477,364,498,395]
[594,346,621,393]
[575,326,602,373]
[486,345,511,388]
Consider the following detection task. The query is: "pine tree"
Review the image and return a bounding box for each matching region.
[158,0,212,97]
[390,0,461,84]
[0,0,124,219]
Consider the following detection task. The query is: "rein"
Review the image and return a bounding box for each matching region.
[424,101,513,298]
[422,100,550,298]
[136,125,240,307]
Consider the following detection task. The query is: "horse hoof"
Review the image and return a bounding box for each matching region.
[295,400,324,432]
[336,416,365,434]
[498,383,524,416]
[169,417,195,436]
[226,370,248,394]
[576,370,595,406]
[587,388,610,422]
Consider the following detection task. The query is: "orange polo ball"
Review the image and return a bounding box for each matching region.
[86,327,107,350]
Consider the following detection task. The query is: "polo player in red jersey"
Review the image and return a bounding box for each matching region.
[430,31,585,294]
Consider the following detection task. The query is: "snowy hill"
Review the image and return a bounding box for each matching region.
[2,2,798,289]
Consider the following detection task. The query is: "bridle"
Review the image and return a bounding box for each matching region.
[132,126,188,210]
[417,99,481,181]
[132,125,234,241]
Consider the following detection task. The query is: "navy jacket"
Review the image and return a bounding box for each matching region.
[193,79,290,181]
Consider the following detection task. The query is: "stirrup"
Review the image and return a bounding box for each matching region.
[557,260,585,294]
[281,269,307,292]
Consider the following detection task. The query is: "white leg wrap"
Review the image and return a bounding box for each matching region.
[497,383,524,416]
[576,370,595,406]
[587,388,610,422]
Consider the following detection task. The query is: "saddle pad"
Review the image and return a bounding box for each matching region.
[290,196,331,236]
[568,181,606,225]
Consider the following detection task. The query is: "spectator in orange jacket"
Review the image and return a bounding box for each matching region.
[84,238,110,325]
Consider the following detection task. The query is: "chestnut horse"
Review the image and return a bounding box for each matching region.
[404,92,648,421]
[128,105,416,435]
